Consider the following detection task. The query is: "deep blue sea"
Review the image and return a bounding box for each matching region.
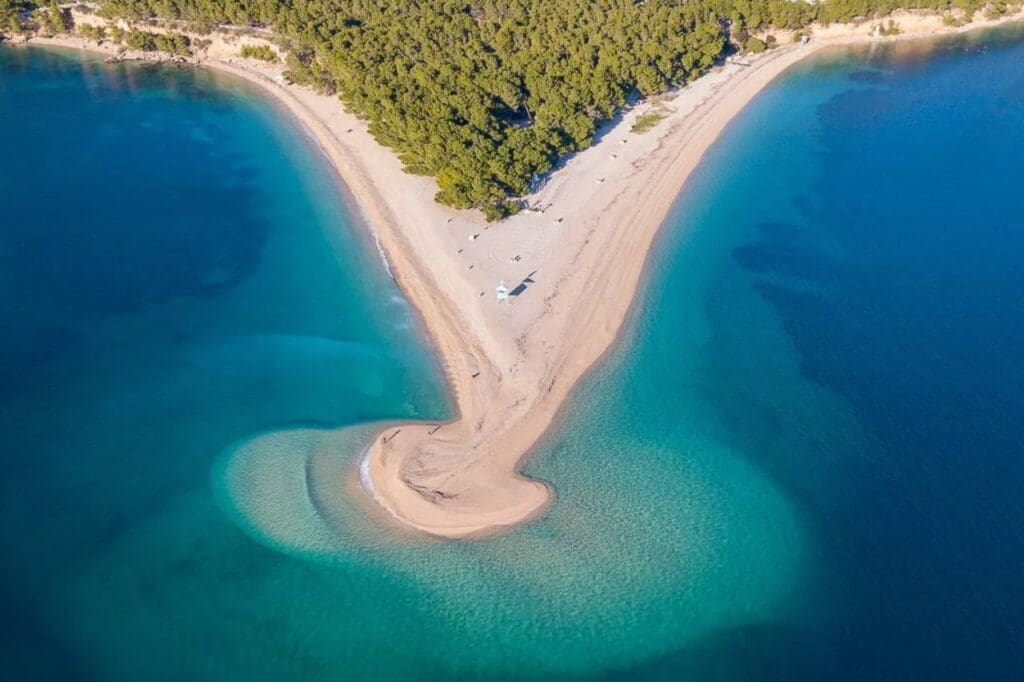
[2,24,1024,681]
[586,25,1024,679]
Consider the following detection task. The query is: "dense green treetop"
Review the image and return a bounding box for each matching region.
[3,0,1001,216]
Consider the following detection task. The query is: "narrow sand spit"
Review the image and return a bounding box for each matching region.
[24,10,1024,537]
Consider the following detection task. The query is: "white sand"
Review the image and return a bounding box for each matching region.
[22,9,1024,538]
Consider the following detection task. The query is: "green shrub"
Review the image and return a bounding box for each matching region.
[123,29,190,55]
[153,31,190,55]
[879,20,901,36]
[123,28,155,50]
[78,22,105,41]
[631,101,673,134]
[239,43,277,62]
[1,0,30,34]
[745,36,767,53]
[38,0,71,34]
[984,2,1008,18]
[482,200,521,222]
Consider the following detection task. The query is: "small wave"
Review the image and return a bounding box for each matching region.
[356,438,421,533]
[369,224,395,279]
[356,443,375,496]
[343,193,394,280]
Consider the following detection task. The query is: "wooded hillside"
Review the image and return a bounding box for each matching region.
[4,0,1002,217]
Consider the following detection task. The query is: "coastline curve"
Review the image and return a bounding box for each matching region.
[21,11,1024,539]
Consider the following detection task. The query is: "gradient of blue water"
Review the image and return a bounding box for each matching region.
[0,46,448,679]
[723,30,1024,679]
[596,25,1024,679]
[3,23,1024,681]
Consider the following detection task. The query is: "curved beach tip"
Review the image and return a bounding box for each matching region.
[361,421,552,539]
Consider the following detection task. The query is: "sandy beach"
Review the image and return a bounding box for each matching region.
[20,9,1024,538]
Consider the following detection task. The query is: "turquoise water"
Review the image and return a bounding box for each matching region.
[0,46,449,679]
[4,23,1024,680]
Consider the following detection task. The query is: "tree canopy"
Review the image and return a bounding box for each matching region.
[4,0,1002,215]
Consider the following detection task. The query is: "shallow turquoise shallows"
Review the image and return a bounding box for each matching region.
[4,22,1024,681]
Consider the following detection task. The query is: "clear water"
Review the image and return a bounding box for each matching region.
[3,23,1024,680]
[0,46,449,679]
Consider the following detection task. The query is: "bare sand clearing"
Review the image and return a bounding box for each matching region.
[23,10,1024,538]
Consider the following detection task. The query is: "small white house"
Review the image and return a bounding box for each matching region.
[496,281,510,302]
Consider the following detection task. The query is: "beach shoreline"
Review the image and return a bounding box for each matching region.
[16,10,1024,539]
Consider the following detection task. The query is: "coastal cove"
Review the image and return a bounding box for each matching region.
[3,18,1024,682]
